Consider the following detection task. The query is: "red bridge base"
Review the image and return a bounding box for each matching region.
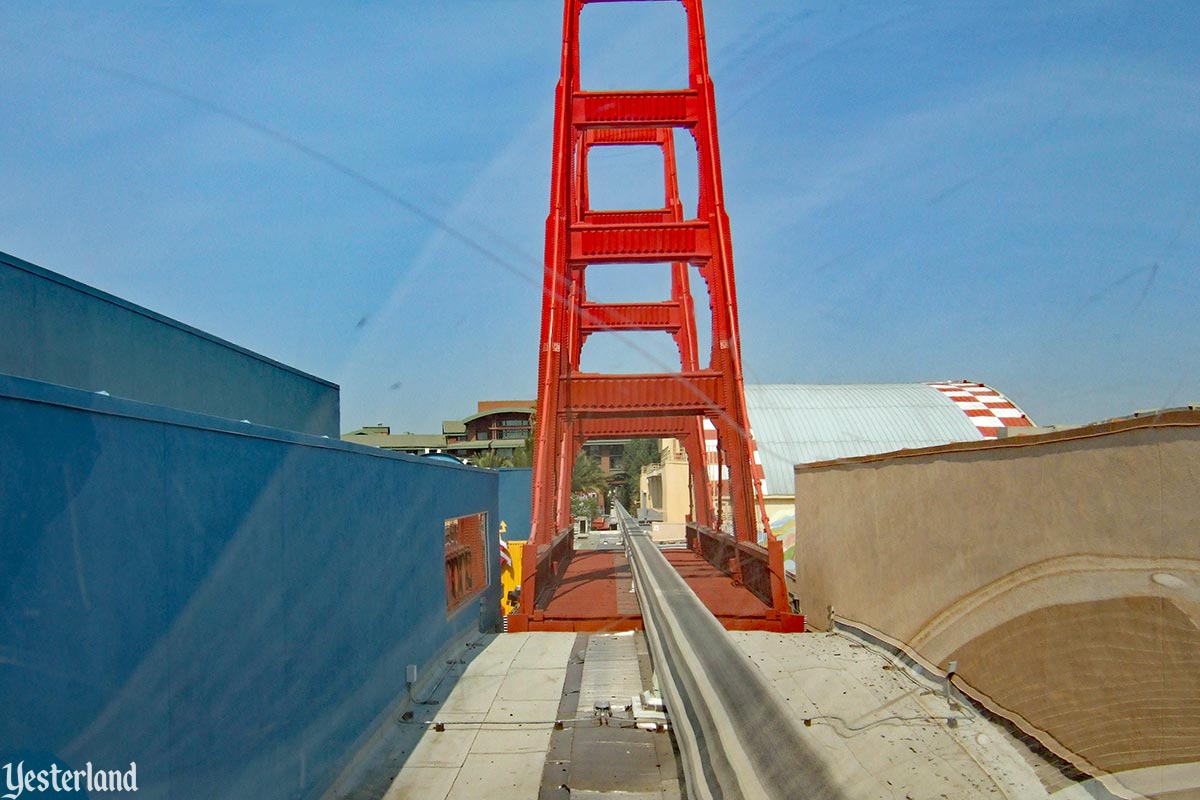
[506,548,804,634]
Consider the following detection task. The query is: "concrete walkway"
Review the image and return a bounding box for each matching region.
[384,633,576,800]
[383,627,1064,799]
[731,630,1056,798]
[384,631,682,800]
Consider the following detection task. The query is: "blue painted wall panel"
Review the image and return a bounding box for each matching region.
[0,250,339,436]
[498,467,533,541]
[0,375,499,799]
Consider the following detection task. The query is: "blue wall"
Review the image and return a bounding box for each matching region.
[498,467,533,541]
[0,374,500,799]
[0,251,339,437]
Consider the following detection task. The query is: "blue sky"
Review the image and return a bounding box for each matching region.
[2,1,1197,431]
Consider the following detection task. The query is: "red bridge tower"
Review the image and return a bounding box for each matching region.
[518,0,789,630]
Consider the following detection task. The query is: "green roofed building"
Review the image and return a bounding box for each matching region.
[343,400,536,463]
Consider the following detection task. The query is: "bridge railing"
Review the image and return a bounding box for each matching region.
[510,524,575,627]
[533,526,574,608]
[685,523,788,612]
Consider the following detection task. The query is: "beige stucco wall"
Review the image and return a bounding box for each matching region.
[639,439,692,524]
[793,412,1200,779]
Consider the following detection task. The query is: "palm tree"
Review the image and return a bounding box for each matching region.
[571,452,606,495]
[510,411,536,467]
[571,451,609,515]
[473,451,512,469]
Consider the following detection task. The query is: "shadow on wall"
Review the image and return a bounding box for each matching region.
[793,411,1200,793]
[0,399,101,600]
[0,375,500,800]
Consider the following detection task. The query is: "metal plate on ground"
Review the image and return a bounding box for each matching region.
[576,632,644,717]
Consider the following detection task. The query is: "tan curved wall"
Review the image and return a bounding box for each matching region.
[793,412,1200,778]
[951,595,1200,775]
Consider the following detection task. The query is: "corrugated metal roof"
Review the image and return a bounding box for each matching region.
[744,384,988,496]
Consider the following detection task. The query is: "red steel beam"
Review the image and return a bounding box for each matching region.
[586,127,663,146]
[565,372,723,417]
[578,415,696,440]
[581,209,673,225]
[572,90,700,129]
[578,301,682,334]
[568,220,712,264]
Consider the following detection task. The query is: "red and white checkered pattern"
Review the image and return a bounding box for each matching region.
[926,381,1034,438]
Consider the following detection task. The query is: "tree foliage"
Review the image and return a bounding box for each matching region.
[571,452,607,495]
[473,450,512,469]
[570,451,608,517]
[510,411,535,467]
[571,492,599,520]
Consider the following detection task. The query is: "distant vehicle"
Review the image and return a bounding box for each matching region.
[419,452,467,465]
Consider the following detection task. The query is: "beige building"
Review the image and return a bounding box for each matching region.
[792,407,1200,795]
[638,438,691,522]
[342,400,535,462]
